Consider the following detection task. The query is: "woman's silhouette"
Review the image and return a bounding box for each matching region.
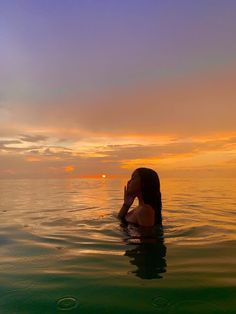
[118,168,162,227]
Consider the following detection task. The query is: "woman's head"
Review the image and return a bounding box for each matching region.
[128,167,162,225]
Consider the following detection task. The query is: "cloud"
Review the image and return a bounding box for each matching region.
[0,139,23,151]
[19,134,48,142]
[98,136,236,162]
[2,133,236,159]
[0,139,22,147]
[1,133,235,178]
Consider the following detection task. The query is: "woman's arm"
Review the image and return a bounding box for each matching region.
[118,203,131,219]
[117,185,135,219]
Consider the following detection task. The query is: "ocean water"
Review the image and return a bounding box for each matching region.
[0,177,236,314]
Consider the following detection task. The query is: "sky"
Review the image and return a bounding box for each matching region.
[1,0,236,178]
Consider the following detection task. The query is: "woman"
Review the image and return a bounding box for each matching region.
[118,167,162,227]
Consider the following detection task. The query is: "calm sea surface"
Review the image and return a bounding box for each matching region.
[0,177,236,314]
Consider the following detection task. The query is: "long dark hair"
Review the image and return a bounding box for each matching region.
[136,167,162,225]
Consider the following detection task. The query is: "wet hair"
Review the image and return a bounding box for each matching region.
[135,167,162,225]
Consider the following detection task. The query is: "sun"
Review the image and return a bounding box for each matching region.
[101,174,106,178]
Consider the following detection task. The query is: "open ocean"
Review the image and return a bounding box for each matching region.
[0,177,236,313]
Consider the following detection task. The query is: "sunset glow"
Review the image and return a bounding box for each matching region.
[1,1,236,178]
[64,166,75,173]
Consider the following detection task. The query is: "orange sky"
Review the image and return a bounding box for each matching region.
[1,1,236,178]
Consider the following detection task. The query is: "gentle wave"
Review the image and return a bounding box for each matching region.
[0,178,236,313]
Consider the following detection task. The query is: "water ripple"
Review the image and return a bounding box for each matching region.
[0,178,236,313]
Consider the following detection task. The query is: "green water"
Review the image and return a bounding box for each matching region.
[0,178,235,313]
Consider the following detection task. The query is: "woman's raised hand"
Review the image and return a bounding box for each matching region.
[118,184,136,219]
[123,185,135,207]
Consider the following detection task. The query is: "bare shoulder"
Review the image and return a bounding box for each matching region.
[138,204,154,214]
[125,206,139,223]
[136,204,155,226]
[125,205,155,227]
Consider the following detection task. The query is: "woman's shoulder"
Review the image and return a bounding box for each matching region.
[138,204,155,213]
[125,207,138,224]
[125,204,155,227]
[136,204,155,226]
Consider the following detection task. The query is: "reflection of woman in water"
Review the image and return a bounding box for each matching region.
[118,168,162,227]
[121,221,167,279]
